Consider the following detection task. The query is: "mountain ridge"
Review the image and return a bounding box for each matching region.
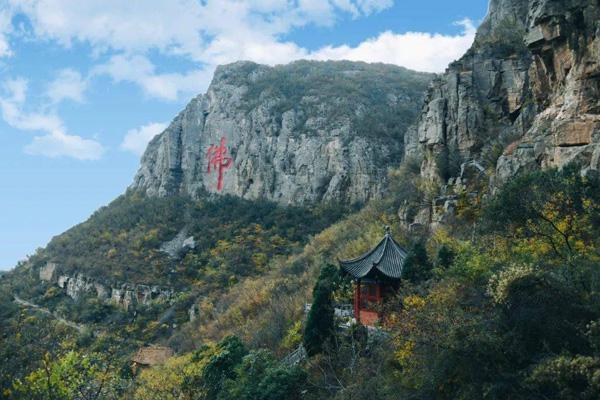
[131,60,434,204]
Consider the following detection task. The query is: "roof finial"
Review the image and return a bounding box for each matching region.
[384,225,391,236]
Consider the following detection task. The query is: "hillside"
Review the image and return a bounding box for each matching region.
[0,60,432,397]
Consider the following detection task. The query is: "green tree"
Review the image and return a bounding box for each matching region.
[183,335,248,400]
[303,264,338,356]
[483,164,600,263]
[10,351,123,400]
[221,349,307,400]
[527,355,600,400]
[402,241,432,283]
[436,245,455,270]
[257,365,307,400]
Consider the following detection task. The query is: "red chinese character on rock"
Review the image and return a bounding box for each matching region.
[206,137,233,191]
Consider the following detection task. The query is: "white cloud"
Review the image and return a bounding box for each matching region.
[90,19,475,100]
[24,130,105,160]
[120,122,167,156]
[0,78,104,160]
[46,69,87,103]
[12,0,390,60]
[11,0,206,57]
[308,19,477,73]
[92,54,211,101]
[0,78,63,132]
[355,0,394,15]
[0,7,13,57]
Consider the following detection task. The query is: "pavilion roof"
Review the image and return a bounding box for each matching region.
[339,227,408,279]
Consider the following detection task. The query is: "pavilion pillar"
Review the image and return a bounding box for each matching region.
[354,279,361,321]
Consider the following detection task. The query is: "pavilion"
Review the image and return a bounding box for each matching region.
[339,226,407,325]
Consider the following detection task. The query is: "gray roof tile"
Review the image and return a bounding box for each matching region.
[339,231,408,279]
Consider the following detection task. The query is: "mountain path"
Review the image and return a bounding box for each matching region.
[13,294,86,333]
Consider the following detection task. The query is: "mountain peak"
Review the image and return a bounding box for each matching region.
[132,60,434,204]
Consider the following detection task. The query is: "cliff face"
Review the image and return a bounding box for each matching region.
[497,0,600,180]
[38,262,173,311]
[132,61,433,205]
[404,0,600,228]
[413,0,537,182]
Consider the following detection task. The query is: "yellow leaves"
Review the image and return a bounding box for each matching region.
[556,219,570,235]
[252,252,268,269]
[143,228,159,243]
[43,285,61,300]
[199,298,215,319]
[431,228,453,246]
[395,339,415,366]
[100,231,112,242]
[107,248,117,259]
[210,239,232,258]
[511,237,552,260]
[117,230,128,242]
[574,239,587,253]
[426,281,462,308]
[134,354,193,400]
[23,316,38,325]
[270,234,287,249]
[403,295,426,310]
[541,201,561,223]
[281,320,303,351]
[446,240,495,283]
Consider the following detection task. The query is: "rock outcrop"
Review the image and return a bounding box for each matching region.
[412,0,537,183]
[497,0,600,181]
[132,61,433,205]
[405,0,600,227]
[39,262,57,281]
[160,230,195,259]
[46,267,173,310]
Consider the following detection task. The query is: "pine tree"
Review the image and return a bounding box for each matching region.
[303,264,337,356]
[402,241,432,283]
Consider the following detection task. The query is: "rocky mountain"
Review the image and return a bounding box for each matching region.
[403,0,600,228]
[496,0,600,180]
[416,0,600,181]
[132,61,433,204]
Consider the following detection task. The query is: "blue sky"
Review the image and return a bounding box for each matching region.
[0,0,489,270]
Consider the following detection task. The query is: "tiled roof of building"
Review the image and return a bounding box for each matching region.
[339,227,408,279]
[131,345,173,366]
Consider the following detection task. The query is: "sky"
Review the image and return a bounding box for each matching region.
[0,0,489,270]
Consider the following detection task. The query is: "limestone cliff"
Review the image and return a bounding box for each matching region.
[413,0,536,183]
[38,262,173,311]
[394,0,600,231]
[497,0,600,180]
[412,0,600,185]
[131,61,433,204]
